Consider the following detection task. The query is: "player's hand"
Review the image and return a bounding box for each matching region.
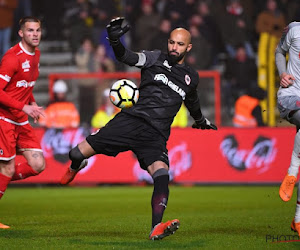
[192,118,217,130]
[280,72,295,88]
[106,17,130,44]
[22,104,45,123]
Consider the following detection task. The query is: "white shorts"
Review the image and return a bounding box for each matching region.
[277,95,300,120]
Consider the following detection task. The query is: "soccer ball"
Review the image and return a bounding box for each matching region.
[109,79,139,109]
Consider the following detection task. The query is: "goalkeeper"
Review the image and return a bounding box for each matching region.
[61,17,217,240]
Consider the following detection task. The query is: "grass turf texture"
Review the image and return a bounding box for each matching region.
[0,186,300,249]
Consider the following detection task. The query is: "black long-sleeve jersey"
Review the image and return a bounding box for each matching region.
[122,50,204,139]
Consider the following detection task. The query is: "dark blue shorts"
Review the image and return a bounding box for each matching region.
[86,112,169,170]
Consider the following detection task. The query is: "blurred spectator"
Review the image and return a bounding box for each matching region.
[93,44,116,109]
[186,24,212,70]
[64,0,94,55]
[135,2,161,51]
[75,37,95,73]
[75,37,97,125]
[223,44,257,112]
[0,0,18,58]
[150,18,171,52]
[39,80,80,129]
[195,0,224,63]
[240,0,255,21]
[94,44,115,72]
[91,88,119,129]
[92,0,117,45]
[255,0,286,39]
[12,0,31,42]
[282,0,300,23]
[123,0,141,48]
[171,104,189,128]
[163,0,192,29]
[219,0,255,58]
[232,87,266,127]
[41,0,65,40]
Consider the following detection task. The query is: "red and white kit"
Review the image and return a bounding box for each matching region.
[0,42,42,160]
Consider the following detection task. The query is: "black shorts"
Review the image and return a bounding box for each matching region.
[86,112,169,170]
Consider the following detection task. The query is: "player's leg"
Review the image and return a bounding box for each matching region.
[291,182,300,236]
[61,112,133,185]
[132,121,180,240]
[147,161,180,240]
[0,160,14,229]
[148,162,170,228]
[16,150,45,180]
[0,159,15,199]
[280,110,300,201]
[60,139,95,185]
[0,120,17,197]
[11,124,45,181]
[0,120,17,229]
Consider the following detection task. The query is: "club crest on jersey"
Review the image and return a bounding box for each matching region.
[22,60,30,72]
[185,75,191,85]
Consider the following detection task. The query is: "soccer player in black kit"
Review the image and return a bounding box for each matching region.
[61,17,217,240]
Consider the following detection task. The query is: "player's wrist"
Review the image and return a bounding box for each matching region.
[280,72,287,79]
[194,116,205,125]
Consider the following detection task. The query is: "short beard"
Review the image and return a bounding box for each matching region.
[167,50,186,65]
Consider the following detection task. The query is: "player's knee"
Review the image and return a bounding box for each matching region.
[152,168,169,180]
[29,155,45,173]
[69,145,85,163]
[0,163,15,177]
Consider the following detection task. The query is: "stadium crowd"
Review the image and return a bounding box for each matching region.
[3,0,300,126]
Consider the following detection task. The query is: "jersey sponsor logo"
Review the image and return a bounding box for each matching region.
[0,74,11,82]
[154,74,186,100]
[16,80,36,88]
[22,59,30,72]
[163,60,172,71]
[185,74,191,85]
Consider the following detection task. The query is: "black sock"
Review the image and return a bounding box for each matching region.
[151,174,169,229]
[70,161,82,171]
[69,146,85,171]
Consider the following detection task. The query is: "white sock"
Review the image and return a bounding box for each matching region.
[295,184,300,223]
[288,152,300,177]
[288,131,300,177]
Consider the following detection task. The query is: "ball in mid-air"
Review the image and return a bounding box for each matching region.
[109,79,139,109]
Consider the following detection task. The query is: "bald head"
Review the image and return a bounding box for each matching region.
[167,28,192,64]
[170,28,191,45]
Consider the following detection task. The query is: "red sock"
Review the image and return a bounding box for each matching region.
[11,162,39,181]
[0,173,11,199]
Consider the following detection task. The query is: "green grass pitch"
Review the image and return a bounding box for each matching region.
[1,185,300,249]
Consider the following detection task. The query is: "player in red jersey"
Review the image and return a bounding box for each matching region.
[0,16,45,229]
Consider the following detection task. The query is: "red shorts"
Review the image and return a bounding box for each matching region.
[0,119,42,161]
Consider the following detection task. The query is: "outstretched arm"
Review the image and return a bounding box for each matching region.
[106,17,140,66]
